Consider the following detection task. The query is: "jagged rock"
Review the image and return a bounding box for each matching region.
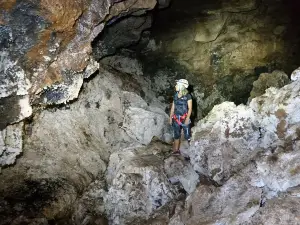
[164,156,199,194]
[0,51,32,129]
[249,70,290,101]
[291,67,300,81]
[189,102,261,184]
[104,139,178,225]
[72,179,107,225]
[93,15,152,60]
[249,80,300,195]
[0,0,158,129]
[0,66,172,223]
[101,55,143,76]
[108,0,156,19]
[123,106,171,144]
[169,167,262,225]
[247,195,300,225]
[0,123,23,169]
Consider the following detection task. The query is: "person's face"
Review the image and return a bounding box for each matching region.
[175,83,179,91]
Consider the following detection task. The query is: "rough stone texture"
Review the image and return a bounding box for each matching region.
[0,51,32,129]
[0,95,32,130]
[249,81,300,197]
[188,101,261,184]
[140,0,300,117]
[0,123,23,169]
[0,0,158,129]
[104,139,178,225]
[0,66,172,223]
[291,66,300,81]
[93,15,152,60]
[107,0,156,20]
[72,179,108,225]
[164,156,199,194]
[247,195,300,225]
[249,70,290,101]
[170,170,262,225]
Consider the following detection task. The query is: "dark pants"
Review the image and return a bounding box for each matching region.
[172,120,191,140]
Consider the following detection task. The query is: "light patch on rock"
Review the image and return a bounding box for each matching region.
[291,67,300,81]
[164,156,199,194]
[194,13,228,42]
[0,51,31,98]
[189,102,261,183]
[122,107,168,145]
[19,95,33,120]
[83,57,100,78]
[0,123,23,169]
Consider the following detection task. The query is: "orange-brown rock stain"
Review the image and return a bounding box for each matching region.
[275,109,287,139]
[26,0,91,91]
[0,0,16,11]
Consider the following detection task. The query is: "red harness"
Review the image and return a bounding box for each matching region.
[173,113,188,125]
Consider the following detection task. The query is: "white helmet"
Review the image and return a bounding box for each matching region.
[176,79,189,88]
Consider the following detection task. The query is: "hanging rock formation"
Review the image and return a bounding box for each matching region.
[0,0,163,129]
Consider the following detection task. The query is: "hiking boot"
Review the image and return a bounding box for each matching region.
[172,150,181,156]
[187,139,191,146]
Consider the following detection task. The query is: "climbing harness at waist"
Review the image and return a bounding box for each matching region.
[173,113,188,125]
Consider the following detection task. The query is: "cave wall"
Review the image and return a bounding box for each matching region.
[0,0,168,130]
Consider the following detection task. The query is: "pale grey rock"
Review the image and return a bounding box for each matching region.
[0,51,31,98]
[247,196,300,225]
[189,102,261,184]
[0,51,32,128]
[123,107,169,145]
[0,65,174,222]
[0,123,23,169]
[164,156,199,194]
[170,172,262,225]
[105,144,178,225]
[122,89,172,145]
[291,67,300,81]
[249,81,300,194]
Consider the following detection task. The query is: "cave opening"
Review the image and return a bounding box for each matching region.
[92,0,300,120]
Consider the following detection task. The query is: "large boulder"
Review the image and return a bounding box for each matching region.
[249,70,290,101]
[104,139,178,225]
[169,165,262,225]
[247,194,300,225]
[189,101,261,184]
[0,66,171,223]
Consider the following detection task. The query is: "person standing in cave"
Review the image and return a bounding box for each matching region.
[169,79,192,155]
